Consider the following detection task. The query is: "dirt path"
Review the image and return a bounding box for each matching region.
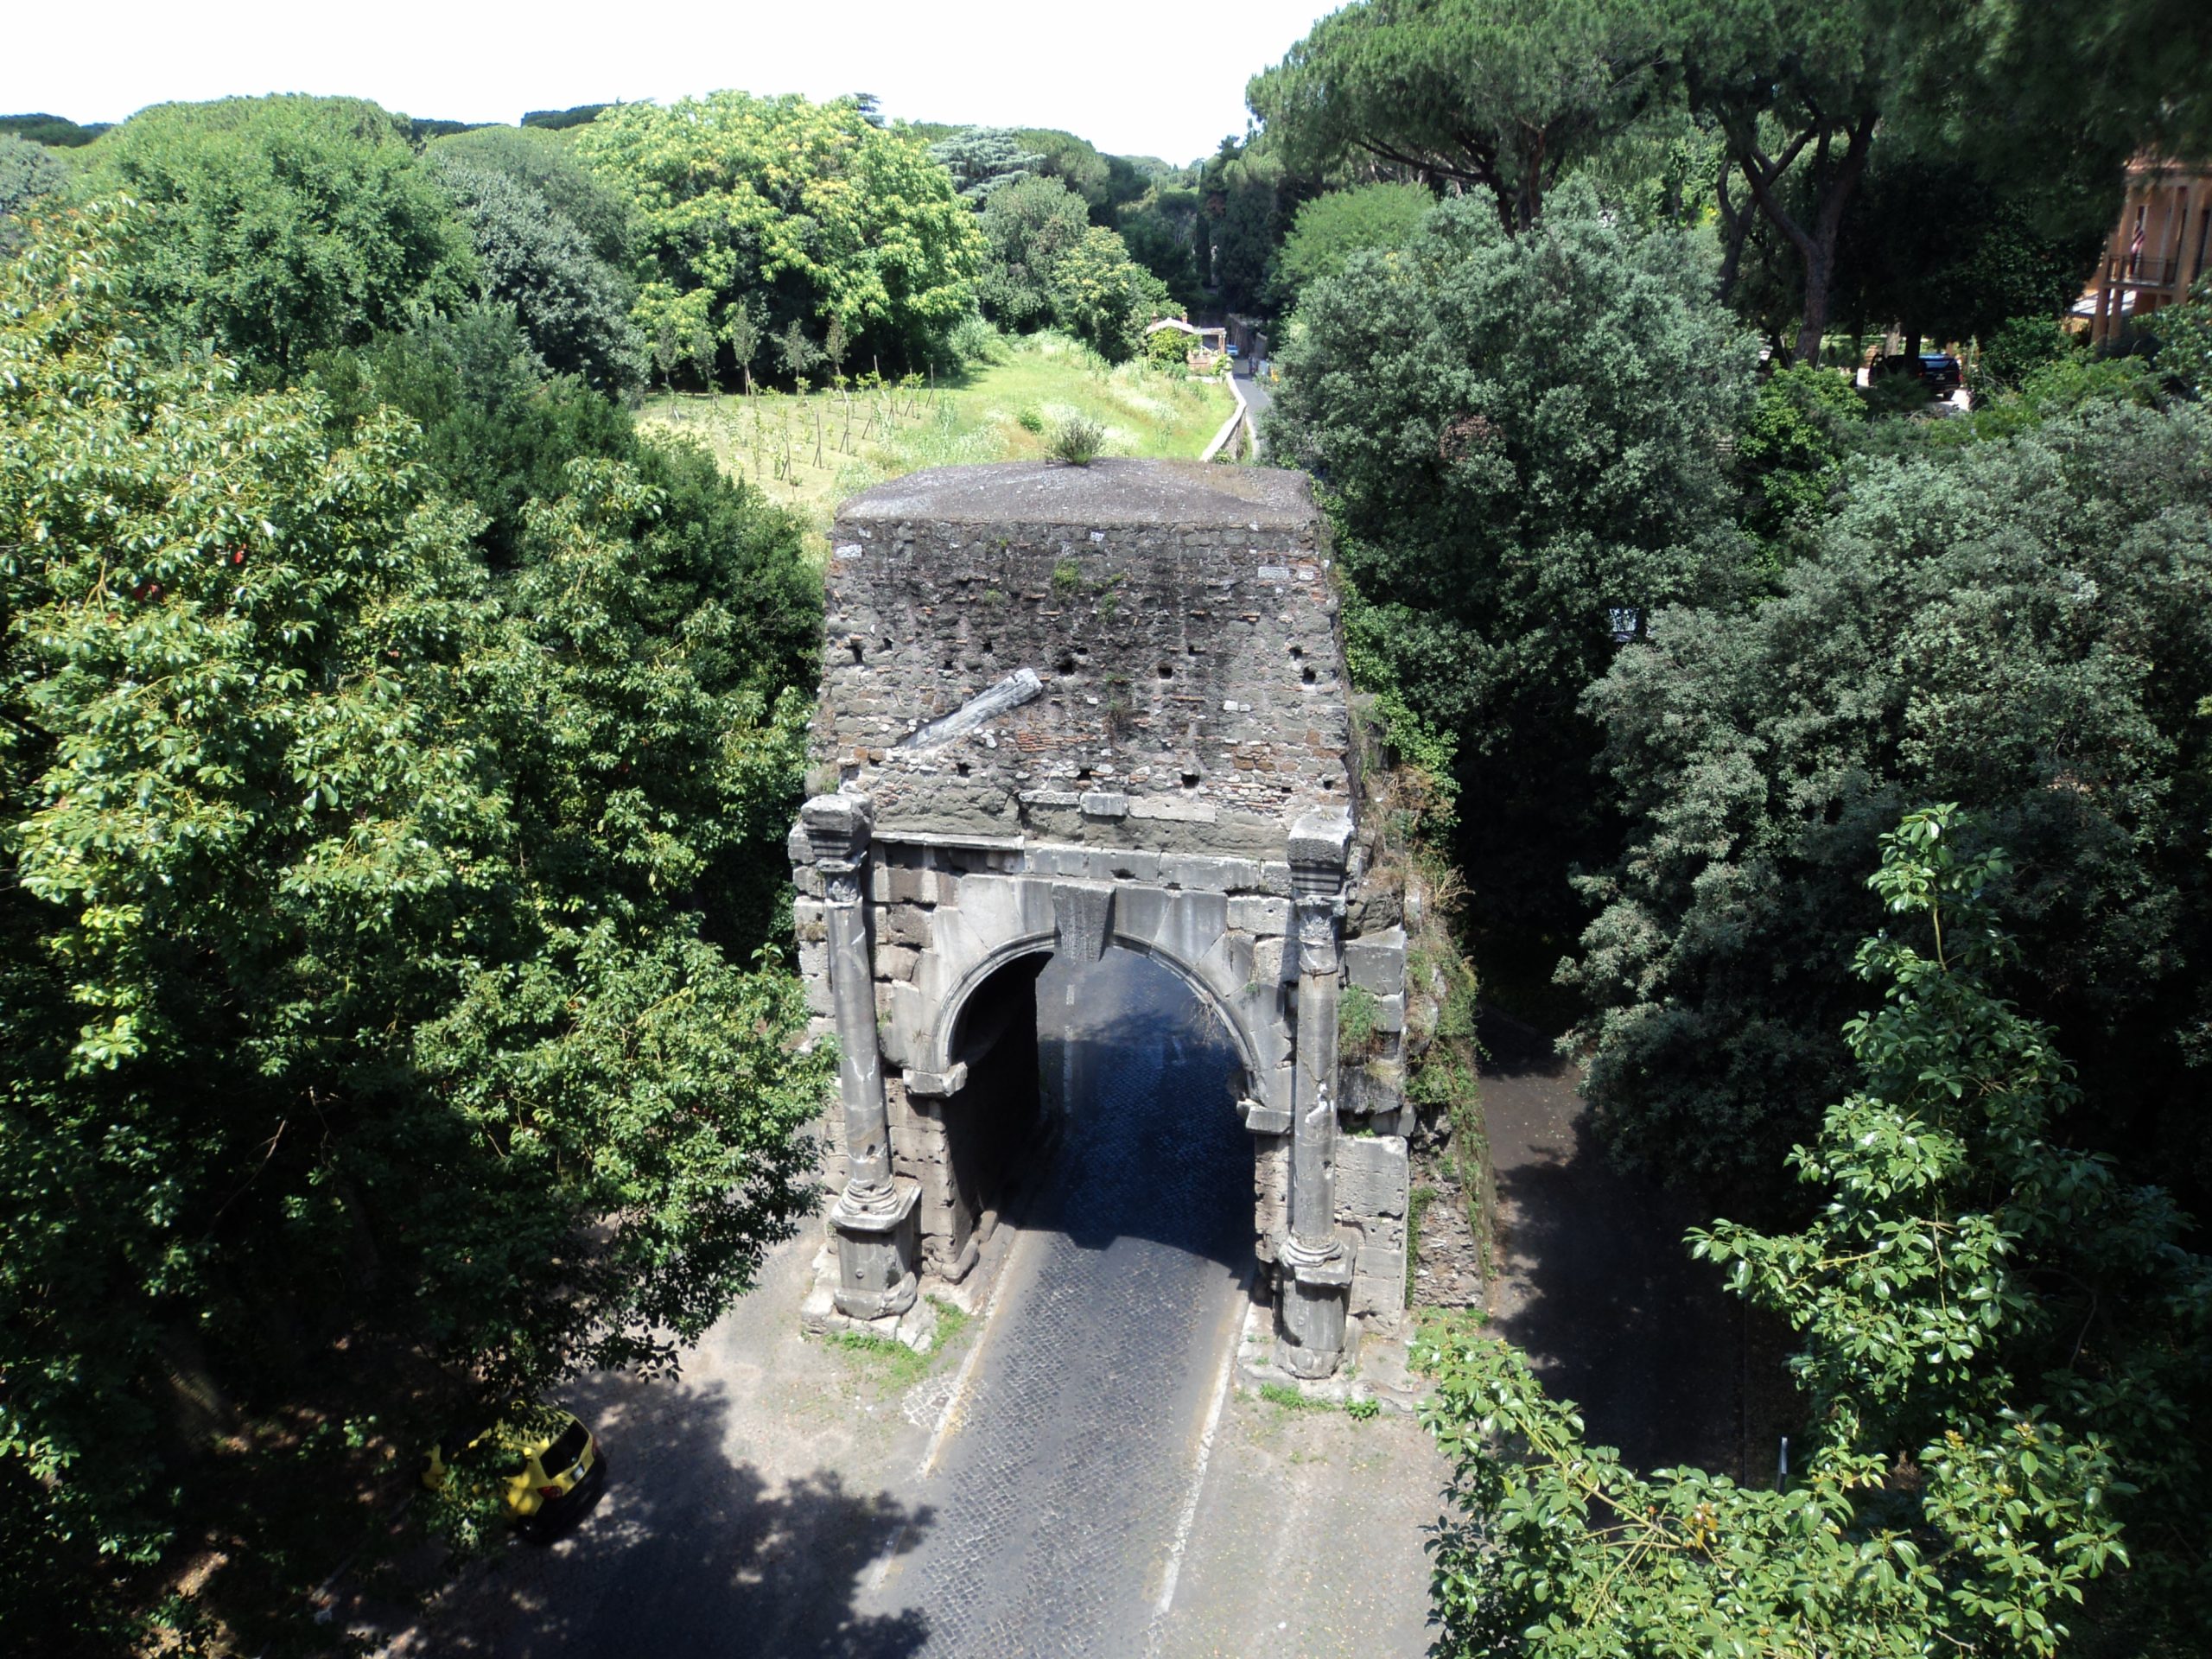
[1478,1007,1746,1474]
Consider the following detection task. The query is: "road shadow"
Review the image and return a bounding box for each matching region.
[1480,1007,1745,1475]
[378,1373,931,1658]
[1025,950,1255,1274]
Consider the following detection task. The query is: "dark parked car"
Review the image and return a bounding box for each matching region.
[1877,352,1963,395]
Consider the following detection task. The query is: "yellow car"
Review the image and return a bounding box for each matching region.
[422,1405,605,1538]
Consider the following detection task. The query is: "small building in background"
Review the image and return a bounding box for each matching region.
[2081,157,2212,343]
[1144,315,1227,369]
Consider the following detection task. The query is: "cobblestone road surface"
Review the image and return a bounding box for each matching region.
[861,950,1254,1656]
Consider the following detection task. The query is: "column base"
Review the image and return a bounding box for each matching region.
[830,1179,921,1320]
[1275,1238,1355,1379]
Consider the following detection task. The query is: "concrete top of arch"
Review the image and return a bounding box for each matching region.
[836,459,1319,530]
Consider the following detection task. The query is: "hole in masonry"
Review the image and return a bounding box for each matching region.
[1301,665,1317,684]
[849,639,865,664]
[1180,770,1201,788]
[956,761,971,777]
[1056,653,1077,674]
[1157,663,1173,678]
[1289,644,1304,658]
[1077,766,1094,781]
[982,638,994,655]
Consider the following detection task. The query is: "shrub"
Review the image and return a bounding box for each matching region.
[1048,413,1105,464]
[948,311,1008,366]
[1976,314,2074,393]
[1015,403,1046,433]
[1145,325,1192,368]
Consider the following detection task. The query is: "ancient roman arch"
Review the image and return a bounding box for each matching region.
[788,460,1410,1377]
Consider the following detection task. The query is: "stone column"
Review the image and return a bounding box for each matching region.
[1277,808,1355,1379]
[802,792,919,1319]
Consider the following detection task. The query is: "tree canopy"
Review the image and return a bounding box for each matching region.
[1267,183,1757,925]
[429,155,645,391]
[1249,0,1665,233]
[0,132,68,251]
[976,175,1169,360]
[1569,396,2212,1202]
[1268,180,1433,308]
[0,205,826,1652]
[1425,809,2209,1658]
[575,92,984,379]
[77,96,474,378]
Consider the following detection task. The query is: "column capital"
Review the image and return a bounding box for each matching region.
[802,791,874,866]
[1287,807,1354,889]
[804,794,874,904]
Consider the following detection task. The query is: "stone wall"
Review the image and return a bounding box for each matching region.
[819,461,1353,856]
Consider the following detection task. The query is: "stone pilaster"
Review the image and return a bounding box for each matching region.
[1277,807,1356,1378]
[802,792,919,1319]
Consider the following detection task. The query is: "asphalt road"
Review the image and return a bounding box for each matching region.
[861,950,1254,1656]
[1235,367,1273,459]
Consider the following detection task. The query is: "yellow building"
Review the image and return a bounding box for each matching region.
[2083,158,2212,343]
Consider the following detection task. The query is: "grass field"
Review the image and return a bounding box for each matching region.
[638,331,1239,552]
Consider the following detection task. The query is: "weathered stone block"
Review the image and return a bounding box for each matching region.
[887,866,938,906]
[882,906,933,950]
[1372,992,1406,1034]
[1344,927,1407,996]
[1243,1098,1292,1134]
[1079,791,1130,819]
[1335,1135,1409,1217]
[1352,1260,1406,1319]
[794,900,830,944]
[1052,881,1114,963]
[1346,883,1402,933]
[1228,894,1291,935]
[875,944,920,982]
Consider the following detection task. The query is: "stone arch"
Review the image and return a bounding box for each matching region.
[924,923,1268,1100]
[791,461,1417,1379]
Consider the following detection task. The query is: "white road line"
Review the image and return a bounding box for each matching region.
[1144,1268,1249,1654]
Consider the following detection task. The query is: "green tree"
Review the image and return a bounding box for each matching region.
[576,91,982,375]
[429,123,634,265]
[1116,185,1206,309]
[722,303,763,393]
[0,132,68,252]
[1268,181,1434,309]
[1829,152,2105,353]
[429,156,645,391]
[1192,137,1289,313]
[0,207,826,1652]
[1268,182,1757,931]
[1046,226,1172,361]
[0,112,109,147]
[925,126,1046,200]
[1733,363,1864,564]
[1569,397,2212,1204]
[1248,0,1665,234]
[77,95,473,378]
[977,173,1095,334]
[1423,808,2206,1657]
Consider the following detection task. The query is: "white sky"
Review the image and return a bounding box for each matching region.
[3,0,1339,166]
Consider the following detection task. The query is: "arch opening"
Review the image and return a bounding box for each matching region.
[924,944,1259,1281]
